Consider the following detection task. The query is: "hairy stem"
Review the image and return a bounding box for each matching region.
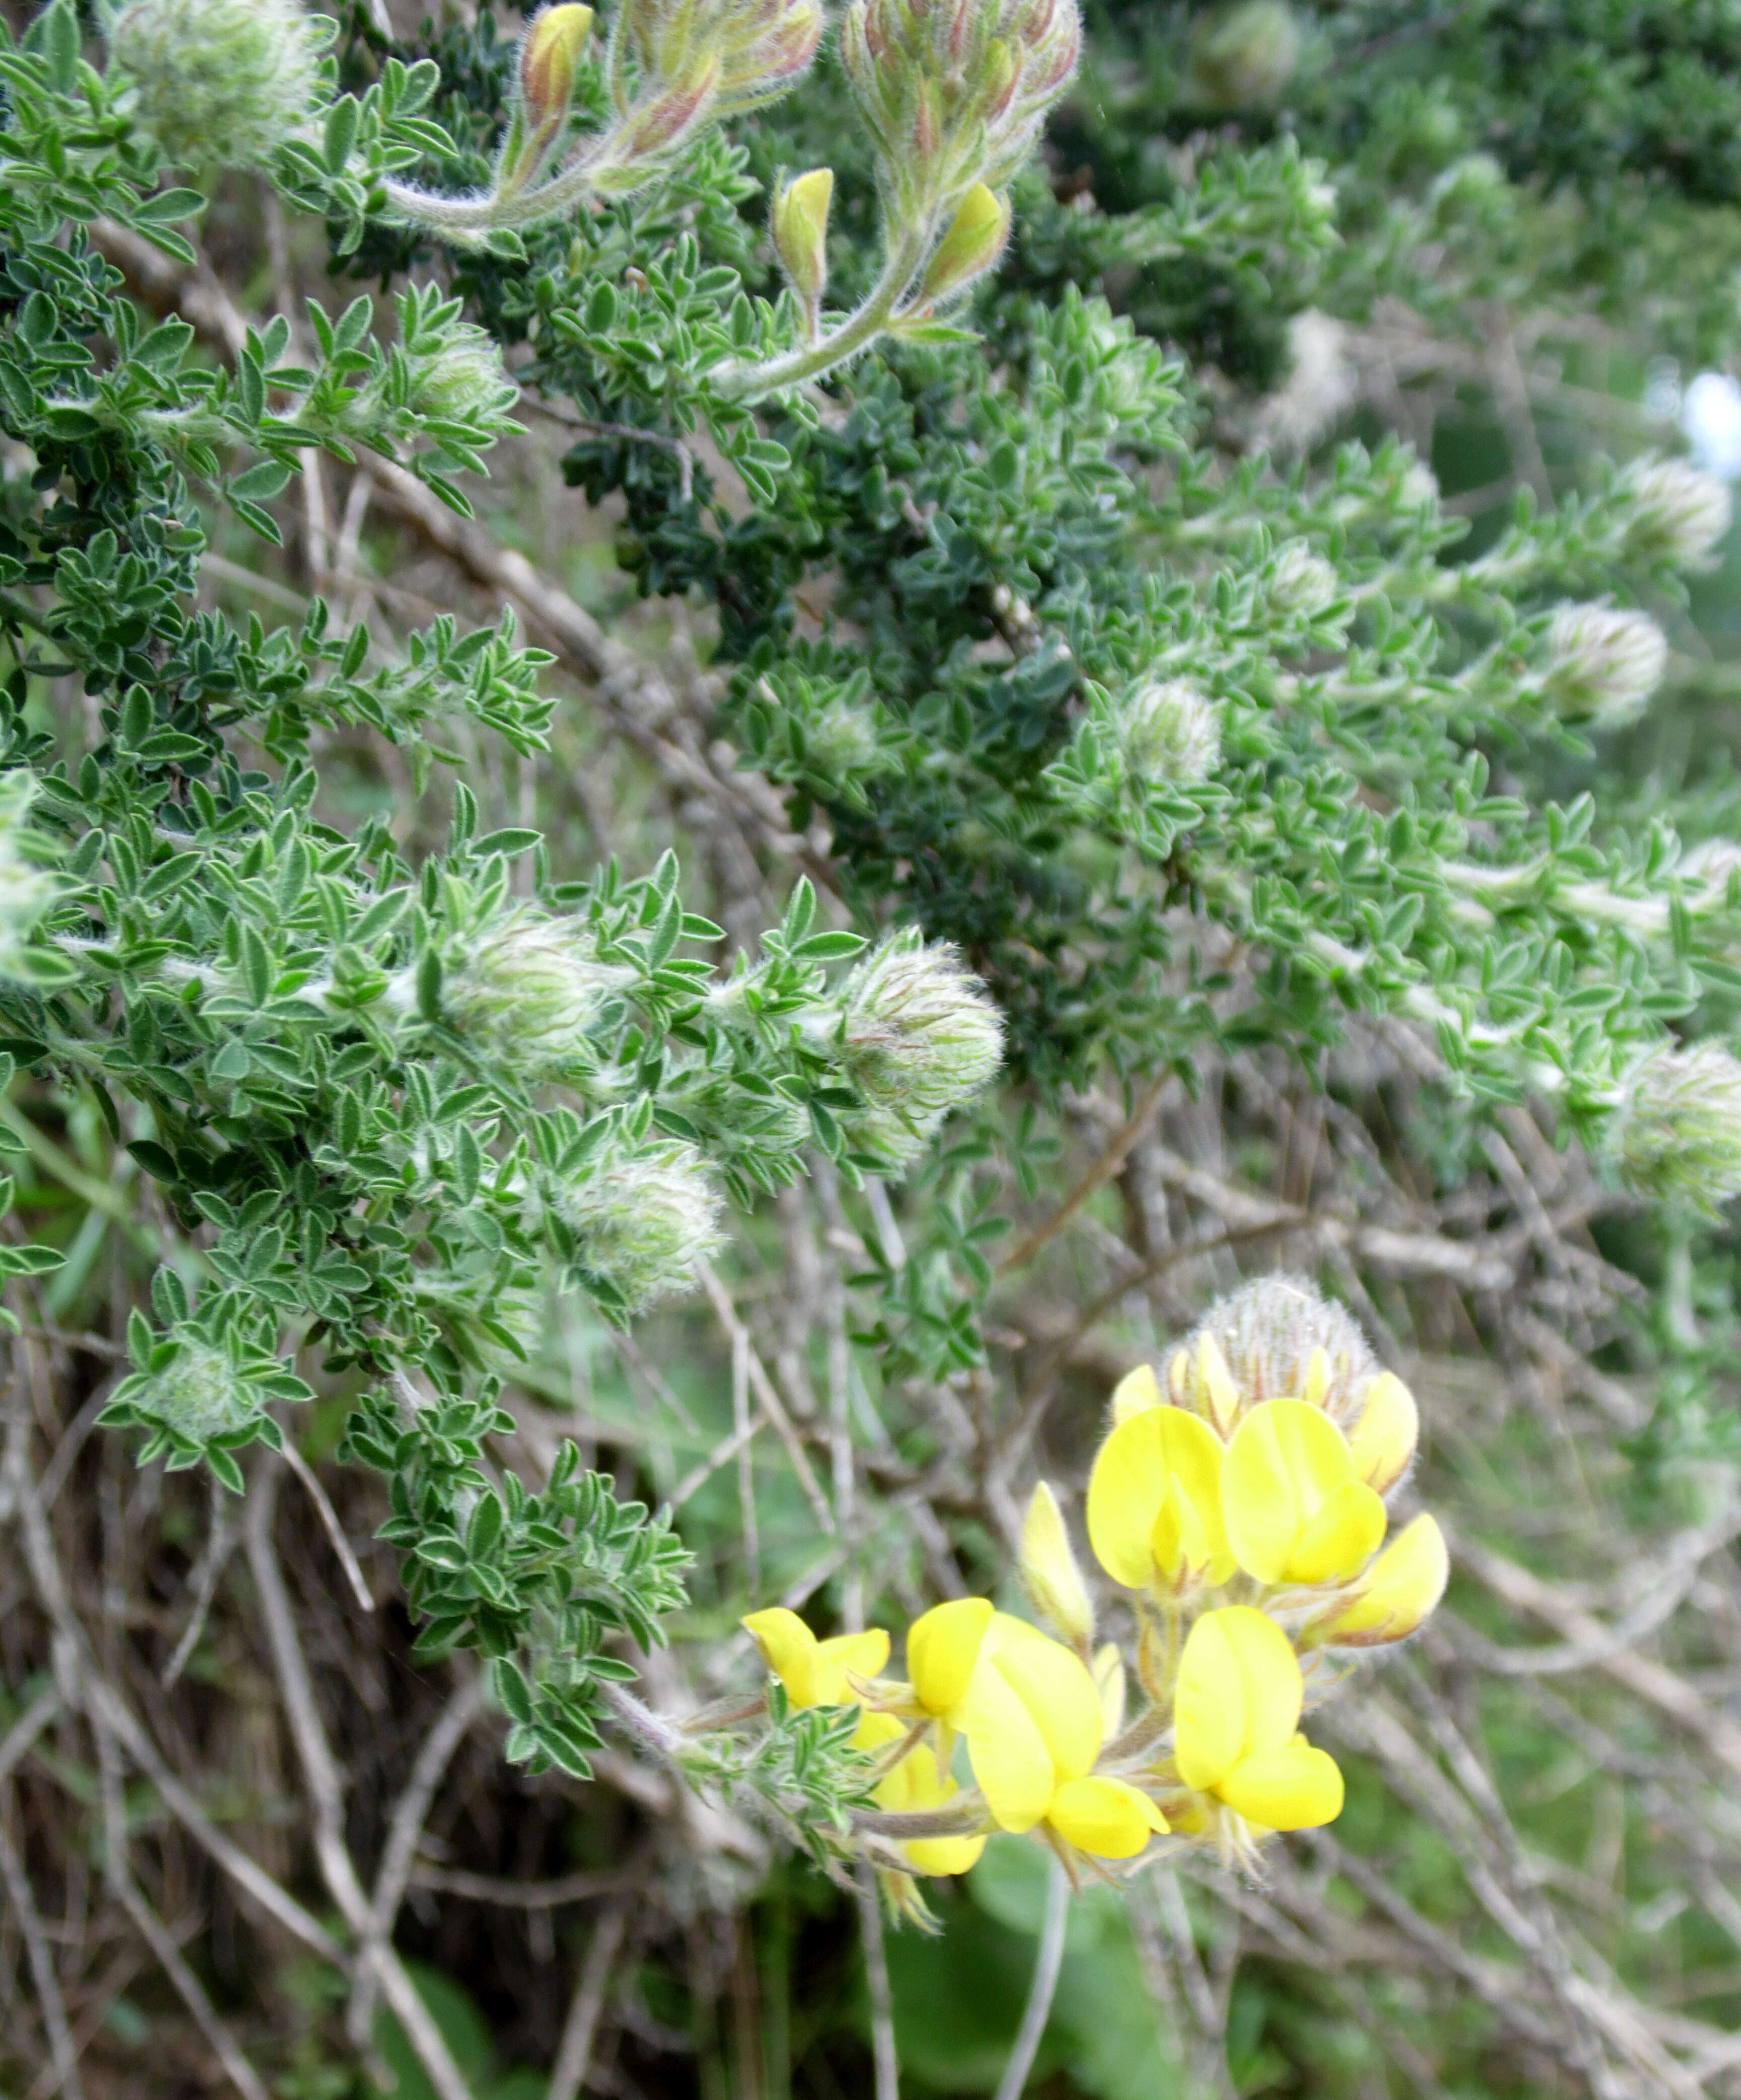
[994,1853,1069,2100]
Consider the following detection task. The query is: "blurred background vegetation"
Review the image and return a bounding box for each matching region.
[11,0,1741,2095]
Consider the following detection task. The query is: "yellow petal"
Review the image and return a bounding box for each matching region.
[1047,1776,1169,1859]
[811,1627,890,1706]
[1087,1405,1232,1589]
[1287,1478,1387,1585]
[1020,1481,1094,1646]
[905,1830,988,1876]
[1092,1641,1126,1741]
[1217,1740,1344,1829]
[1302,1346,1329,1407]
[1349,1371,1418,1493]
[1151,1472,1212,1584]
[1174,1605,1303,1791]
[1223,1397,1360,1585]
[958,1652,1058,1832]
[1111,1362,1164,1424]
[906,1597,994,1717]
[742,1607,821,1707]
[1320,1514,1448,1646]
[990,1629,1104,1785]
[1165,1347,1190,1404]
[1198,1332,1240,1433]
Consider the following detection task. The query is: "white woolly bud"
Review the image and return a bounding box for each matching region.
[408,325,518,424]
[1111,679,1222,785]
[1171,1274,1378,1432]
[133,1340,259,1444]
[1617,457,1732,568]
[551,1141,725,1311]
[1542,604,1669,728]
[1398,461,1440,513]
[1612,1042,1741,1215]
[1267,543,1342,620]
[442,915,634,1083]
[109,0,327,170]
[806,696,894,781]
[838,932,1004,1143]
[1187,1,1302,109]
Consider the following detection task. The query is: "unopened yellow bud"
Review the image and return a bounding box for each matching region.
[1313,1514,1447,1648]
[773,167,833,311]
[1197,1331,1239,1434]
[1302,1346,1329,1407]
[1348,1371,1418,1494]
[920,184,1011,301]
[1020,1480,1094,1647]
[521,5,593,137]
[1111,1361,1162,1425]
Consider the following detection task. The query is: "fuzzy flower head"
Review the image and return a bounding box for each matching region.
[1111,678,1223,785]
[838,931,1004,1154]
[1186,0,1302,109]
[1267,542,1342,621]
[549,1140,724,1314]
[108,0,329,171]
[1611,1041,1741,1216]
[840,0,1082,219]
[1617,456,1732,569]
[1543,603,1669,728]
[619,0,824,137]
[441,913,634,1085]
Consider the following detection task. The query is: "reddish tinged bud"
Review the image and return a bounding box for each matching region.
[624,62,717,155]
[520,4,594,137]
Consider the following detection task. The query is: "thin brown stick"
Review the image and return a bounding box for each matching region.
[997,1073,1172,1275]
[550,1898,630,2100]
[0,1791,82,2100]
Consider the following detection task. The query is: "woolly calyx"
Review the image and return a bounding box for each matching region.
[1112,678,1223,784]
[1611,1042,1741,1216]
[122,1339,260,1447]
[441,915,634,1084]
[1542,604,1669,728]
[1617,457,1732,569]
[1267,542,1342,620]
[550,1141,725,1313]
[1187,1,1303,110]
[1171,1274,1377,1424]
[837,932,1004,1141]
[108,0,328,171]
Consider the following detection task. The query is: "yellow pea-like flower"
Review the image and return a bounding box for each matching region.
[857,1709,986,1876]
[1314,1514,1448,1647]
[1222,1398,1387,1586]
[1347,1371,1418,1494]
[958,1621,1166,1857]
[1173,1606,1344,1830]
[1087,1403,1234,1590]
[1020,1481,1094,1646]
[906,1595,996,1718]
[742,1608,890,1708]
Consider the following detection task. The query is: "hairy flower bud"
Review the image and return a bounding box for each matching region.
[1611,1041,1741,1215]
[1267,542,1342,620]
[838,932,1005,1143]
[1020,1481,1094,1647]
[622,0,822,135]
[920,183,1012,300]
[127,1339,259,1447]
[1617,456,1732,568]
[1542,603,1668,728]
[773,167,834,314]
[442,915,634,1083]
[1112,678,1222,784]
[506,5,595,187]
[0,773,61,982]
[551,1141,725,1311]
[1187,1,1302,109]
[840,0,1081,216]
[1168,1275,1389,1437]
[108,0,327,170]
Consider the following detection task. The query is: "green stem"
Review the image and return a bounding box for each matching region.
[713,226,932,403]
[994,1853,1069,2100]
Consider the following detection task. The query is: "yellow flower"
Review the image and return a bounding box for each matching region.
[742,1608,889,1708]
[1020,1481,1094,1646]
[1086,1403,1234,1591]
[905,1596,995,1719]
[959,1619,1167,1858]
[857,1709,985,1877]
[1313,1514,1448,1647]
[1163,1331,1241,1432]
[1347,1371,1418,1494]
[1222,1398,1386,1585]
[1110,1361,1163,1424]
[1173,1607,1343,1830]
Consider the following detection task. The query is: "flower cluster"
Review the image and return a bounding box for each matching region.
[742,1277,1448,1906]
[106,0,328,171]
